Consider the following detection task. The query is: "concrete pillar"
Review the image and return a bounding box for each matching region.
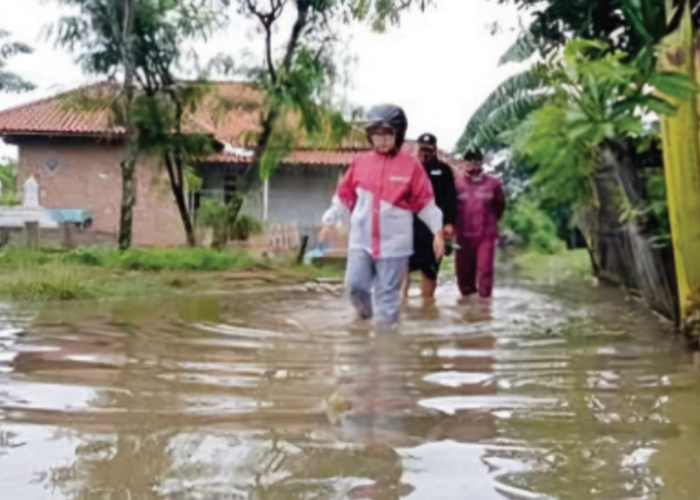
[25,221,39,247]
[62,224,76,249]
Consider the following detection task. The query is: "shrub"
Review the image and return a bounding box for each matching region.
[502,197,565,254]
[197,198,263,249]
[64,247,120,267]
[230,213,263,241]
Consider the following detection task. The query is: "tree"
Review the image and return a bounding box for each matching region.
[461,0,696,155]
[0,30,34,93]
[494,0,687,64]
[0,156,19,206]
[459,32,697,257]
[455,68,549,153]
[53,0,224,248]
[228,0,434,185]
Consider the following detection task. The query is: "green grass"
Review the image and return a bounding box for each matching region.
[0,262,170,302]
[0,245,311,302]
[0,246,257,272]
[67,247,256,271]
[511,248,592,282]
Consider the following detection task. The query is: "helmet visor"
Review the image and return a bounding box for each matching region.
[366,123,396,135]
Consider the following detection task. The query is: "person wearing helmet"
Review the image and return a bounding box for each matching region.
[319,104,445,325]
[454,147,506,299]
[402,133,457,300]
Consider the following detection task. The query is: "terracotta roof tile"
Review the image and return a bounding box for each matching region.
[0,84,123,136]
[0,85,462,168]
[205,141,460,168]
[0,81,262,141]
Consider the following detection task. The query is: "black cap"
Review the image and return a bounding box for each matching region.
[417,133,437,148]
[463,146,484,162]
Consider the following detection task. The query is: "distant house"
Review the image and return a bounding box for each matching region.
[0,82,461,247]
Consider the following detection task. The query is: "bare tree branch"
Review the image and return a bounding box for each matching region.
[280,0,310,73]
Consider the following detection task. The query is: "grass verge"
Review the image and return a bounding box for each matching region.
[0,246,319,302]
[510,248,592,282]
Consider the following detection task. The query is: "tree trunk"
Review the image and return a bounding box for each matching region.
[250,107,278,175]
[164,153,196,247]
[118,0,137,251]
[118,155,137,251]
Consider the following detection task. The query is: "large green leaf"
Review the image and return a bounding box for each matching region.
[641,95,679,116]
[455,69,550,153]
[499,33,538,65]
[649,71,700,100]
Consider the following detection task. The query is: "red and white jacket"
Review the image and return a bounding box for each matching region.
[322,150,443,259]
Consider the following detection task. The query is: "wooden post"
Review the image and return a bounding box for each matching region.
[62,224,76,249]
[25,221,39,247]
[297,235,309,264]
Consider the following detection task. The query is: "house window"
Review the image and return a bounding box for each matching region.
[195,163,243,211]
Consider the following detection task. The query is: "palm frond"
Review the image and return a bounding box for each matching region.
[500,32,538,66]
[456,70,549,153]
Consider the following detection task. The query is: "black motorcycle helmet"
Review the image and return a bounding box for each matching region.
[364,104,408,149]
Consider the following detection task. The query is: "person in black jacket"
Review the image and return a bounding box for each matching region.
[402,133,458,300]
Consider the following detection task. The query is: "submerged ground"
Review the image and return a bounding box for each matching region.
[1,252,700,500]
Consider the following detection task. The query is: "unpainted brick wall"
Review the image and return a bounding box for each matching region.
[16,141,186,247]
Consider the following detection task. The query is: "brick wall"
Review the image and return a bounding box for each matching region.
[16,141,186,247]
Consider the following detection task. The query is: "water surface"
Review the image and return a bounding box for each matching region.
[1,275,699,500]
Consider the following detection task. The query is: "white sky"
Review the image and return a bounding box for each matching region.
[0,0,529,159]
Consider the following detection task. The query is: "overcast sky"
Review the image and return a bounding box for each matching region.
[0,0,528,159]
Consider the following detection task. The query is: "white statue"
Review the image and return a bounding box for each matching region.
[23,176,40,209]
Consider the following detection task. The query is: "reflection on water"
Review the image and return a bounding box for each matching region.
[1,275,699,500]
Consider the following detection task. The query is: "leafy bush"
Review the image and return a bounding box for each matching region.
[230,213,263,241]
[502,196,565,254]
[65,247,120,267]
[196,197,261,249]
[0,157,19,206]
[644,172,671,242]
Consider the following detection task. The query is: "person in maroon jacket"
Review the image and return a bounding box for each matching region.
[454,147,506,299]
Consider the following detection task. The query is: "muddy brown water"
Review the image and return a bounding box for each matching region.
[2,274,700,500]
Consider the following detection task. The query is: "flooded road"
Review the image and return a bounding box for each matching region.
[2,273,700,500]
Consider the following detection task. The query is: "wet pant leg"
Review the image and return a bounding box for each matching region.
[455,239,478,296]
[346,249,374,320]
[374,256,409,325]
[476,238,497,298]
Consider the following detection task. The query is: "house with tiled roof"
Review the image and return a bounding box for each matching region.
[0,82,460,247]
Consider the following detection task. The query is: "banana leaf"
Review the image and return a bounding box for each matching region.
[658,1,700,329]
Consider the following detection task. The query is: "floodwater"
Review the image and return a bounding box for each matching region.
[2,271,700,500]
